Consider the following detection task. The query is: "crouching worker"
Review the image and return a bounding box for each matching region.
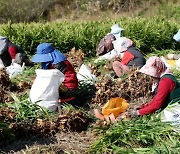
[31,43,78,107]
[0,36,33,67]
[130,56,180,122]
[112,38,146,77]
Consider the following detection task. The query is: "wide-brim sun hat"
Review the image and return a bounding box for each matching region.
[139,64,160,78]
[139,56,167,78]
[110,24,124,39]
[112,37,133,53]
[110,24,124,34]
[113,33,121,40]
[32,43,67,64]
[112,38,127,53]
[173,29,180,42]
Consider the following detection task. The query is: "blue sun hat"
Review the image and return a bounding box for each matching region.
[110,24,124,39]
[32,43,67,64]
[173,29,180,42]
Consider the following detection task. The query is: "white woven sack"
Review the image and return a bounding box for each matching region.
[77,64,97,83]
[161,103,180,129]
[6,62,25,78]
[30,69,65,112]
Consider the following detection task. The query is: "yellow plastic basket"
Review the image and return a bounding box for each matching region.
[166,60,177,67]
[102,97,129,118]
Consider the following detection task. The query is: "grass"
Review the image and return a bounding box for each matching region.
[2,93,54,122]
[90,115,180,153]
[145,49,179,59]
[11,64,38,84]
[172,68,180,80]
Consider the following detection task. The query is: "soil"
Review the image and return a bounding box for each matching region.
[0,98,152,153]
[0,131,96,154]
[0,69,31,103]
[0,56,154,153]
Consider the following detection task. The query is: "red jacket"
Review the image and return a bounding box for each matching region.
[138,77,175,115]
[121,47,146,67]
[8,44,17,59]
[50,60,78,90]
[60,60,78,90]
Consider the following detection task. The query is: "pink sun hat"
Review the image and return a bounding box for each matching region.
[112,37,133,53]
[139,56,168,78]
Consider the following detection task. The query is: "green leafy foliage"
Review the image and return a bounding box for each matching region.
[172,68,180,80]
[90,115,180,153]
[0,17,179,57]
[75,81,96,107]
[4,94,53,122]
[146,49,178,58]
[11,65,37,84]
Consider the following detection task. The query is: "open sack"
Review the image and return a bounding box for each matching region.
[160,102,180,129]
[30,69,65,112]
[6,63,25,78]
[77,64,97,83]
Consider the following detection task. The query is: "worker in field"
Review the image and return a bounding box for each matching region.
[130,56,180,119]
[96,24,126,56]
[32,43,78,106]
[112,37,146,77]
[161,29,180,67]
[0,36,33,67]
[95,24,146,75]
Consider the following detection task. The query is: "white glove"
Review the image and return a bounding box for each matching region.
[130,110,139,118]
[94,49,118,63]
[11,59,15,64]
[6,63,24,78]
[0,59,5,68]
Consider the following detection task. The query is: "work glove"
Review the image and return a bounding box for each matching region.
[14,53,23,65]
[11,59,15,64]
[130,110,139,118]
[59,84,68,93]
[0,58,5,68]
